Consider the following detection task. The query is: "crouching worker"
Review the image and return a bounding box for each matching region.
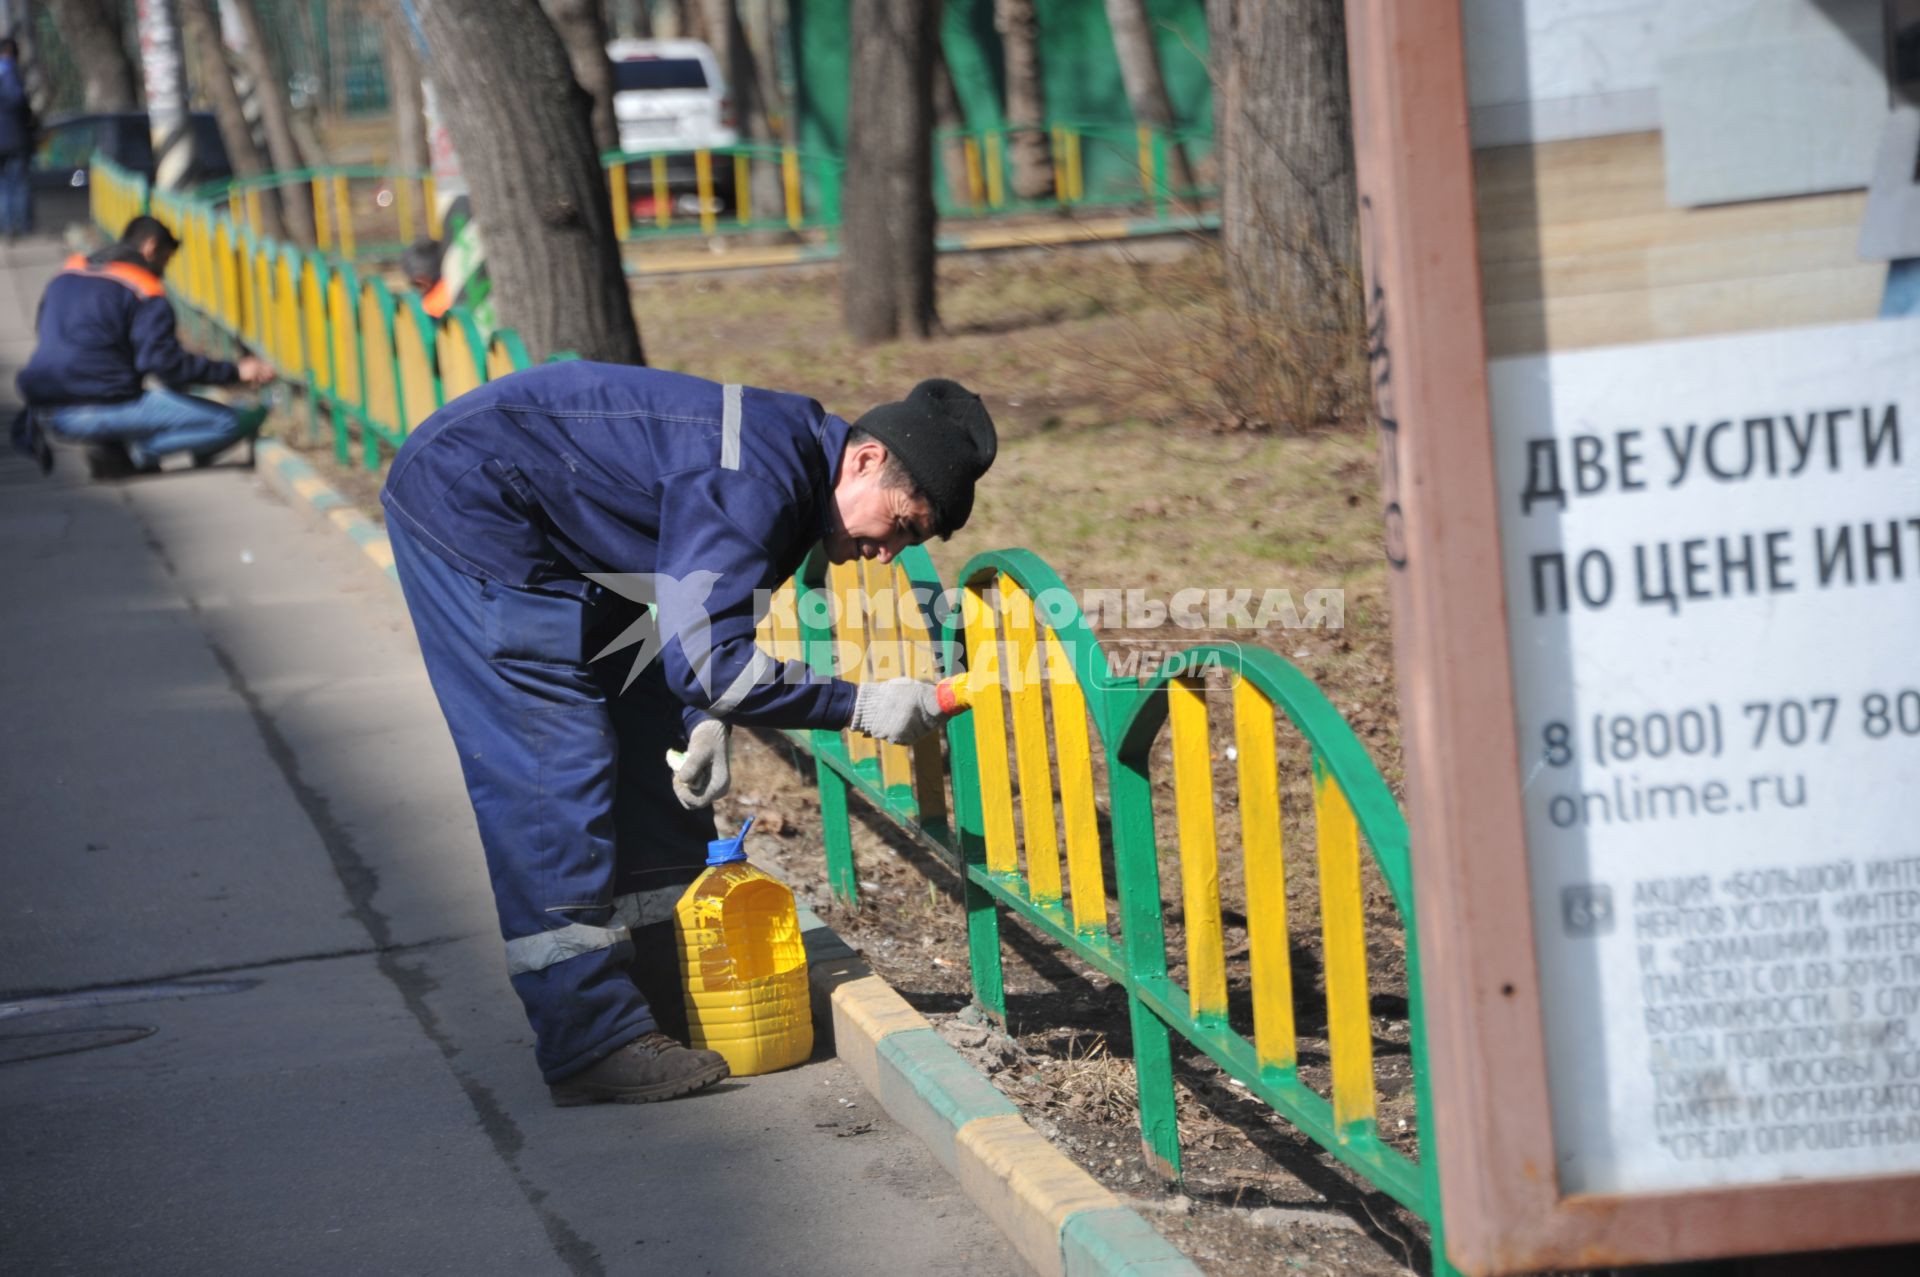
[17,216,275,476]
[382,364,996,1105]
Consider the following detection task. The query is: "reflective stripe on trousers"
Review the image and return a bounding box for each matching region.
[388,518,717,1083]
[502,884,689,975]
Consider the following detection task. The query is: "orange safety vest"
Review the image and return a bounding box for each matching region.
[62,253,167,300]
[422,278,452,319]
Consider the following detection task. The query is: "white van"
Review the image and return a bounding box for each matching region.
[605,38,740,157]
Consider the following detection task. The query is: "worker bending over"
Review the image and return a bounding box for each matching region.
[382,363,995,1105]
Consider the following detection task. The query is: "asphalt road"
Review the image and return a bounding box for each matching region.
[0,235,1019,1276]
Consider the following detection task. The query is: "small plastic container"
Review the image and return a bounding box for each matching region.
[673,818,813,1076]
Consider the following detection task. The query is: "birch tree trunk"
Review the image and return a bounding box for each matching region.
[995,0,1052,200]
[1103,0,1195,192]
[700,0,783,225]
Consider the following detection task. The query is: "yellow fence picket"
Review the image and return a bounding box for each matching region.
[1234,677,1296,1072]
[357,281,402,444]
[963,581,1017,875]
[1314,763,1376,1133]
[1169,676,1227,1023]
[1002,581,1061,903]
[437,316,487,402]
[300,256,331,394]
[394,301,440,431]
[1044,630,1105,932]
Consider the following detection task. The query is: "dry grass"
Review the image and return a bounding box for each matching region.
[1041,236,1371,437]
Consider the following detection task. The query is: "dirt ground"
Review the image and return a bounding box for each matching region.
[719,725,1430,1277]
[273,242,1450,1274]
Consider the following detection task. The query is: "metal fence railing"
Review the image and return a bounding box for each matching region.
[92,151,1444,1276]
[214,167,448,258]
[931,122,1212,223]
[755,548,1454,1276]
[124,122,1215,274]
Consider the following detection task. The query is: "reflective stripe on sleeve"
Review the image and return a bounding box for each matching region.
[720,383,743,470]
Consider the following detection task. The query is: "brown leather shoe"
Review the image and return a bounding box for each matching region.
[548,1031,730,1107]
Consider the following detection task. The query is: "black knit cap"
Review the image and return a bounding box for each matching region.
[852,378,997,536]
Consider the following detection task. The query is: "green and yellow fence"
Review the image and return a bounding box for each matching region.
[96,150,1441,1276]
[217,166,447,259]
[601,124,1213,241]
[603,142,844,241]
[757,547,1451,1274]
[117,125,1211,277]
[931,121,1211,223]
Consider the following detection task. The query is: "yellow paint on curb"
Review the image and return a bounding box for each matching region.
[326,508,360,534]
[362,539,395,570]
[829,974,927,1098]
[955,1113,1121,1277]
[952,217,1137,252]
[631,246,809,274]
[291,474,331,503]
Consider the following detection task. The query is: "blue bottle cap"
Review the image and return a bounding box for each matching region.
[706,815,754,866]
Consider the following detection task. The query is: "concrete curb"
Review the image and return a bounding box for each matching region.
[247,437,1197,1277]
[253,439,398,584]
[799,907,1201,1277]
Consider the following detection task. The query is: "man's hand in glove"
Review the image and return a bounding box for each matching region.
[672,719,731,809]
[850,678,949,745]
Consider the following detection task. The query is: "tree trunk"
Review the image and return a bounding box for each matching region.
[994,0,1052,201]
[932,47,974,212]
[379,5,430,183]
[610,0,652,39]
[841,0,936,343]
[225,0,315,245]
[134,0,194,189]
[657,0,702,41]
[1216,0,1358,338]
[417,0,644,365]
[8,1,54,116]
[543,0,619,156]
[288,110,330,171]
[1103,0,1195,192]
[47,0,138,111]
[178,0,282,238]
[743,0,785,129]
[700,0,783,226]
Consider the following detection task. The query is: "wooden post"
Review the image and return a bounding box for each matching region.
[1343,0,1920,1269]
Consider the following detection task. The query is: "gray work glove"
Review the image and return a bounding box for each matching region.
[672,719,731,809]
[850,678,947,745]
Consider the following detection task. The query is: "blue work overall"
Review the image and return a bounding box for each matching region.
[383,363,857,1081]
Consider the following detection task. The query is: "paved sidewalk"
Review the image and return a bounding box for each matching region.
[0,237,1019,1275]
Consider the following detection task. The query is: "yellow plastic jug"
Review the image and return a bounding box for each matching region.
[673,818,813,1076]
